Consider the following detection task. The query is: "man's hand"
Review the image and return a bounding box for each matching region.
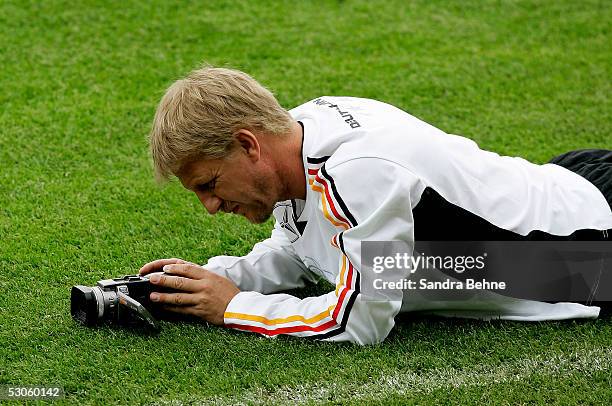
[140,261,240,325]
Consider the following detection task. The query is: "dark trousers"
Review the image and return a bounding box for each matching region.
[548,149,612,241]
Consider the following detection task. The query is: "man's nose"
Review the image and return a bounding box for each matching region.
[196,191,222,214]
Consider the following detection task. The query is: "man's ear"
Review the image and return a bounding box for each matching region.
[234,129,260,162]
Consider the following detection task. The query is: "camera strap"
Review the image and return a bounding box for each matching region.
[117,290,160,331]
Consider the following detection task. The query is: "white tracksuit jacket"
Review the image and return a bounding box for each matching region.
[205,97,612,345]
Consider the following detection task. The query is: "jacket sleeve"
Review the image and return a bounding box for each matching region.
[203,219,317,294]
[223,158,421,344]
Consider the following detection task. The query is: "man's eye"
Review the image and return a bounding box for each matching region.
[197,181,215,192]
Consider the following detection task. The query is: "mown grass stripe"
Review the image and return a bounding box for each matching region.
[157,346,612,405]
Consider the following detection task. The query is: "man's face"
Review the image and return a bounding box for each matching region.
[177,151,278,224]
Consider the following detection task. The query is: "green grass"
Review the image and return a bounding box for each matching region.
[1,0,611,404]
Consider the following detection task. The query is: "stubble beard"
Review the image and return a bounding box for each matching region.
[245,175,277,224]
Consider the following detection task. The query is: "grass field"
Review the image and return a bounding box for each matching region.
[1,0,611,404]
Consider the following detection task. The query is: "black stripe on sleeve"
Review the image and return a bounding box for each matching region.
[320,165,358,227]
[306,156,331,164]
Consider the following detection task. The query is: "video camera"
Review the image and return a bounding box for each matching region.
[70,272,175,331]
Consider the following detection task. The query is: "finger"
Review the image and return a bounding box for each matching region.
[139,258,185,275]
[150,291,198,306]
[162,263,209,280]
[149,273,200,292]
[139,258,188,275]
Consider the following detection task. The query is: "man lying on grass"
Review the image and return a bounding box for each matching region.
[139,66,612,345]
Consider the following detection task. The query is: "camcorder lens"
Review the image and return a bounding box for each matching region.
[70,286,101,326]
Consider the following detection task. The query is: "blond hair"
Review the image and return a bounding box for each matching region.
[148,66,293,181]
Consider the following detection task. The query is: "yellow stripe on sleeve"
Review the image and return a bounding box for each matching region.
[311,184,349,230]
[225,305,336,326]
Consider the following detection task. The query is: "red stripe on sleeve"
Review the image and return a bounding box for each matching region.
[314,174,351,226]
